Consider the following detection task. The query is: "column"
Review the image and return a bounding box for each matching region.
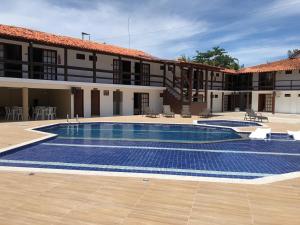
[272,91,276,114]
[64,48,68,81]
[22,88,29,121]
[83,88,91,118]
[204,70,208,103]
[210,92,213,113]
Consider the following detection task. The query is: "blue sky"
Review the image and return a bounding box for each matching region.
[1,0,300,66]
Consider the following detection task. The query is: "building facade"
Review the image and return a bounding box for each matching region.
[0,24,299,120]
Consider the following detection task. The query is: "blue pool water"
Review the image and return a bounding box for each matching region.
[0,122,299,180]
[36,123,242,143]
[197,120,261,127]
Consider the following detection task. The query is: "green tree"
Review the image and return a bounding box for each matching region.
[287,49,300,58]
[193,46,240,70]
[177,54,191,62]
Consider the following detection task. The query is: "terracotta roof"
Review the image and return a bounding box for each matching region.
[239,58,300,74]
[220,68,238,74]
[0,24,159,61]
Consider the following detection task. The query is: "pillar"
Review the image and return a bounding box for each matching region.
[272,91,276,114]
[22,87,29,121]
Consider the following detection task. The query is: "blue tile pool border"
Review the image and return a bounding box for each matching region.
[0,121,299,184]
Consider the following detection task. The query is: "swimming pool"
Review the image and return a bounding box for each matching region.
[36,123,242,143]
[196,120,261,127]
[0,122,299,180]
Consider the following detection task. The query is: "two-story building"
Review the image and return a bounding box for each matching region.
[0,24,299,120]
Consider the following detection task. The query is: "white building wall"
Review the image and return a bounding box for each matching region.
[251,92,259,111]
[275,91,300,114]
[99,89,114,116]
[207,91,223,112]
[275,70,300,89]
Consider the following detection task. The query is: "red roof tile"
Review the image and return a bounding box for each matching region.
[239,58,300,74]
[0,24,159,61]
[220,68,238,74]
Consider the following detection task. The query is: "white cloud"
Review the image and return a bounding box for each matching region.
[230,44,300,66]
[0,0,209,58]
[259,0,300,18]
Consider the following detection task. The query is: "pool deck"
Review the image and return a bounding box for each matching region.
[0,112,300,225]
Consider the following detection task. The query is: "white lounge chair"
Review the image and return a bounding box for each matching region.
[249,128,271,140]
[287,131,300,141]
[163,105,175,118]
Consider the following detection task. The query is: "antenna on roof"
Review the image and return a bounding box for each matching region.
[81,32,90,41]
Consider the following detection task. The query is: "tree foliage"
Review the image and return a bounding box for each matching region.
[287,49,300,58]
[177,54,191,62]
[192,46,240,70]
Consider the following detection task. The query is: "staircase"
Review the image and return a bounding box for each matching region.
[163,75,207,115]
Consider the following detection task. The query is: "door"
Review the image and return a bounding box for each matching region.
[258,94,266,111]
[142,63,150,86]
[113,90,122,115]
[134,93,149,115]
[122,60,131,85]
[74,89,84,117]
[91,89,100,116]
[134,62,141,85]
[113,59,121,84]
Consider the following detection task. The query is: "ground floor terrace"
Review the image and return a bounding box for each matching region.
[0,112,299,225]
[0,77,164,120]
[208,90,300,114]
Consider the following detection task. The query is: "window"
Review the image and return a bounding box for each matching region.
[285,94,291,97]
[103,90,109,96]
[168,66,173,71]
[285,70,292,74]
[160,65,165,70]
[142,63,150,86]
[76,53,85,60]
[298,94,300,97]
[214,95,218,98]
[216,73,219,77]
[4,44,22,78]
[89,55,97,61]
[43,49,57,80]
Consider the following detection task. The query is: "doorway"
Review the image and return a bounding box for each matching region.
[134,62,141,85]
[134,93,149,115]
[74,89,83,117]
[113,90,122,115]
[31,48,57,80]
[258,94,272,112]
[91,89,100,116]
[122,60,131,85]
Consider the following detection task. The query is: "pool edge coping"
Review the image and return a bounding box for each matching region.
[0,121,299,185]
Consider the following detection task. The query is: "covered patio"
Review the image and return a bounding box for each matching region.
[0,87,71,121]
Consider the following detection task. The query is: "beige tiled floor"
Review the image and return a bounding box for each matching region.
[0,112,300,225]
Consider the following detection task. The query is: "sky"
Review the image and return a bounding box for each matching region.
[0,0,300,66]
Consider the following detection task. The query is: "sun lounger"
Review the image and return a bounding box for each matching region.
[144,107,160,118]
[249,128,271,140]
[244,109,268,122]
[199,108,212,118]
[181,105,191,118]
[162,105,175,118]
[287,131,300,140]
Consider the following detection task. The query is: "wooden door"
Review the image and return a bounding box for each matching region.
[74,89,83,117]
[91,89,100,116]
[258,94,265,111]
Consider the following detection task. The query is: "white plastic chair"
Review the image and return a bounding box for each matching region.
[15,107,23,120]
[4,107,12,120]
[52,107,57,119]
